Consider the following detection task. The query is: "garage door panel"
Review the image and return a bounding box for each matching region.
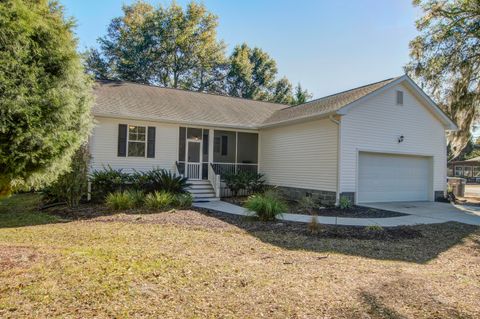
[358,152,431,203]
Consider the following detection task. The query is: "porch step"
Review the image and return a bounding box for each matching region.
[186,179,219,202]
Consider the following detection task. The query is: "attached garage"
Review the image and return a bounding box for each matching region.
[357,152,433,203]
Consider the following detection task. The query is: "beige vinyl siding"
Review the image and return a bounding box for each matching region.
[259,118,338,192]
[89,117,179,173]
[339,83,447,198]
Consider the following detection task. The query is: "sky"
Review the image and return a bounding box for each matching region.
[60,0,421,99]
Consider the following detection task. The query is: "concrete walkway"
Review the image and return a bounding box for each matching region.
[193,200,480,227]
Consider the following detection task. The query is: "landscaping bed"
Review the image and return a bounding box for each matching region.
[223,196,408,218]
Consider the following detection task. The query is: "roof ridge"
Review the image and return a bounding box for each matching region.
[96,79,287,109]
[280,76,401,111]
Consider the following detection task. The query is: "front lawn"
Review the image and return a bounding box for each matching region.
[1,194,479,318]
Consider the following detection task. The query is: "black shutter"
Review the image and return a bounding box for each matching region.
[147,126,156,158]
[118,124,127,157]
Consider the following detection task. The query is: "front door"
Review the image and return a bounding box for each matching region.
[186,140,202,179]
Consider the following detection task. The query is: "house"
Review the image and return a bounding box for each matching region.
[90,75,457,204]
[448,156,480,183]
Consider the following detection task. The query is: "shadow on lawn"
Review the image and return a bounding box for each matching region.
[0,193,67,229]
[197,209,480,264]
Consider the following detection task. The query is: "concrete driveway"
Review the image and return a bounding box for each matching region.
[362,201,480,226]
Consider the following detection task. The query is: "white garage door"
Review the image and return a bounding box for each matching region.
[358,152,432,203]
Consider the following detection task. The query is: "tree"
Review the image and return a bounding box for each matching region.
[226,43,312,104]
[272,77,294,104]
[85,1,312,104]
[293,83,313,105]
[0,0,93,196]
[45,145,90,208]
[405,0,480,159]
[87,1,227,92]
[226,43,278,100]
[83,48,111,80]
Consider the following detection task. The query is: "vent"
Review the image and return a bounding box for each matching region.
[396,90,404,105]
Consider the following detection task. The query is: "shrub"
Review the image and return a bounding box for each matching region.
[143,169,190,194]
[43,145,90,208]
[298,195,317,215]
[145,191,175,210]
[224,172,247,197]
[245,172,266,193]
[106,191,135,210]
[308,215,320,234]
[173,193,193,209]
[339,196,352,210]
[90,166,131,201]
[245,192,287,221]
[225,171,266,196]
[129,170,152,192]
[365,225,384,233]
[263,188,282,199]
[125,189,145,208]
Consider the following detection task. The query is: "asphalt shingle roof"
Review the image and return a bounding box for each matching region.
[263,77,398,125]
[92,80,285,129]
[93,77,400,128]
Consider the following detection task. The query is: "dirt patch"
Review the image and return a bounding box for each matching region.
[44,204,111,219]
[91,210,235,230]
[222,197,407,218]
[289,204,408,218]
[0,246,39,270]
[195,208,422,240]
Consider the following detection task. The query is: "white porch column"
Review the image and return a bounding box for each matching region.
[208,129,214,178]
[235,131,238,174]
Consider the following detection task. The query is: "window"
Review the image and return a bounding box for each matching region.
[455,166,463,177]
[396,90,404,105]
[474,166,480,177]
[128,125,146,157]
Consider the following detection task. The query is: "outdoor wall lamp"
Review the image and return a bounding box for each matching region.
[398,135,404,143]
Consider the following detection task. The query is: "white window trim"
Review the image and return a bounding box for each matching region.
[127,124,147,158]
[455,166,463,177]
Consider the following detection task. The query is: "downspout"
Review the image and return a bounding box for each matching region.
[329,114,341,206]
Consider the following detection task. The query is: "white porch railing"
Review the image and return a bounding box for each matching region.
[176,161,201,180]
[211,162,258,176]
[208,164,221,198]
[186,163,201,180]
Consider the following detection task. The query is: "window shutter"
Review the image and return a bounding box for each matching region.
[147,126,156,158]
[118,124,127,157]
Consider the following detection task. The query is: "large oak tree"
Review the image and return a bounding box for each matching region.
[406,0,480,159]
[85,1,312,104]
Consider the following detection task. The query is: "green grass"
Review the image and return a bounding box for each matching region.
[0,194,479,318]
[0,193,62,228]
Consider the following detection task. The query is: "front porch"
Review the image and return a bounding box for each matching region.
[175,126,259,199]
